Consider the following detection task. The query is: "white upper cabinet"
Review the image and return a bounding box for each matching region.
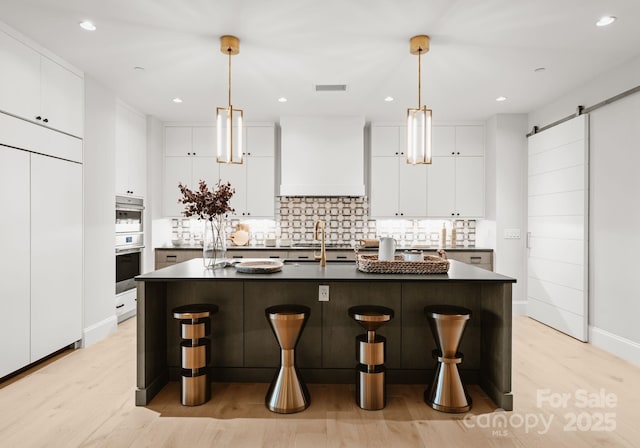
[455,126,484,156]
[218,124,275,217]
[371,126,404,157]
[166,126,216,157]
[432,126,455,157]
[371,123,484,219]
[427,125,485,218]
[245,126,275,157]
[164,156,219,217]
[0,29,83,138]
[192,127,216,157]
[163,124,275,217]
[40,57,84,138]
[165,127,193,156]
[370,125,427,217]
[0,29,40,121]
[115,101,147,197]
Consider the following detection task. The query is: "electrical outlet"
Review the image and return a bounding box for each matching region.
[318,285,329,301]
[504,228,521,239]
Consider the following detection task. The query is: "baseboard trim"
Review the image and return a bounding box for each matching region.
[82,315,118,348]
[589,325,640,366]
[512,300,527,315]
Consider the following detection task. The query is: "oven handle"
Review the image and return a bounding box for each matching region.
[116,205,145,212]
[116,246,145,255]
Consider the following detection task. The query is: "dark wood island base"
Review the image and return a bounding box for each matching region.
[135,259,515,410]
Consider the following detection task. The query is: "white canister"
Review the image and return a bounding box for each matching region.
[378,237,397,261]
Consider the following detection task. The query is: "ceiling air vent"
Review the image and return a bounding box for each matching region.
[315,84,347,92]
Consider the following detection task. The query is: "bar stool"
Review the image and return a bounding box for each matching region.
[348,305,394,410]
[172,303,218,406]
[265,304,311,414]
[424,305,472,413]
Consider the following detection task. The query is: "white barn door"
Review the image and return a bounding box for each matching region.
[527,115,589,341]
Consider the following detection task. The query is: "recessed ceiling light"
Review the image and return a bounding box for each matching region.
[277,97,288,103]
[534,67,546,73]
[384,96,394,102]
[596,16,617,27]
[172,98,183,104]
[495,96,507,102]
[79,21,96,31]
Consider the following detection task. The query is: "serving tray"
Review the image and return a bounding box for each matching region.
[356,253,449,274]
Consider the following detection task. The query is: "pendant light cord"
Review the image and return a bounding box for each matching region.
[227,50,232,107]
[417,49,422,108]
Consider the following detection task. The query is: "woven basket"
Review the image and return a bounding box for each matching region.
[356,253,450,274]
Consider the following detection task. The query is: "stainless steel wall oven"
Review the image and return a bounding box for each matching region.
[115,195,144,294]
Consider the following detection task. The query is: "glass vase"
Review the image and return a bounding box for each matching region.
[203,216,227,269]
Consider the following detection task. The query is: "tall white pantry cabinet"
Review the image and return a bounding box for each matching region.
[0,25,83,378]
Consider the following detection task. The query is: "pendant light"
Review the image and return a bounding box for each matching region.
[216,35,244,164]
[406,35,432,165]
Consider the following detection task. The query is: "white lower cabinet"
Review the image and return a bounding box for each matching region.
[30,154,83,362]
[0,144,82,377]
[116,289,137,323]
[0,146,31,378]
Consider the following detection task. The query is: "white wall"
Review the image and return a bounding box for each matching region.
[529,55,640,365]
[485,114,528,313]
[82,76,117,345]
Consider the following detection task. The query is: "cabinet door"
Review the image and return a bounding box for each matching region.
[115,102,146,196]
[427,156,456,217]
[0,30,40,122]
[165,127,192,156]
[31,155,82,362]
[455,156,484,217]
[245,126,274,157]
[398,161,427,217]
[192,127,216,157]
[371,126,400,157]
[191,156,220,190]
[219,162,247,216]
[246,156,274,217]
[128,107,147,197]
[0,147,31,377]
[370,156,399,217]
[163,157,192,216]
[40,56,84,137]
[432,126,455,157]
[456,126,484,156]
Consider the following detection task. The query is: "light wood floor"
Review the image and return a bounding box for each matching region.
[1,316,639,448]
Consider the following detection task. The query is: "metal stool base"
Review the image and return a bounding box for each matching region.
[181,371,210,406]
[424,359,472,413]
[265,365,310,414]
[356,365,386,410]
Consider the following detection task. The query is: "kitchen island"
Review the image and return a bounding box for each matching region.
[135,259,515,410]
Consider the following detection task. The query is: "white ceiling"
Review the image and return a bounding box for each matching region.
[1,0,639,124]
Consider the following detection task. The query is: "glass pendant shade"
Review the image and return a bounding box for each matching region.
[406,106,432,165]
[216,106,243,164]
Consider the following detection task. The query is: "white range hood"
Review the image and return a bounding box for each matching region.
[279,116,365,196]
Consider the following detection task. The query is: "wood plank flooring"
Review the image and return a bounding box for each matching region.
[1,316,639,447]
